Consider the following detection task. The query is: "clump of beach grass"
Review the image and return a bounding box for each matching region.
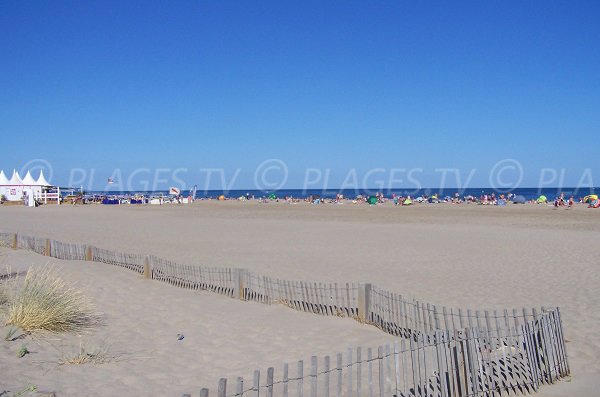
[0,287,8,307]
[4,267,101,333]
[4,325,28,342]
[16,344,30,358]
[0,267,15,308]
[58,339,115,365]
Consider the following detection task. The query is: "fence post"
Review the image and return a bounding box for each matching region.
[85,245,93,261]
[234,268,245,300]
[143,255,152,279]
[45,239,52,257]
[358,283,372,323]
[218,378,227,397]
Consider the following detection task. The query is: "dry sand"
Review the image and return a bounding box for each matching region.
[0,201,599,396]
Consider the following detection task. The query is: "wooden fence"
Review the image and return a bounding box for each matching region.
[0,231,570,397]
[199,310,568,397]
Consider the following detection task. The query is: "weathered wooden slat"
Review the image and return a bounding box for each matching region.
[334,283,340,316]
[314,282,322,314]
[299,281,307,312]
[385,344,392,396]
[377,346,384,397]
[434,330,448,397]
[399,338,408,396]
[297,361,303,397]
[336,353,343,397]
[253,370,260,397]
[555,308,570,375]
[393,341,401,396]
[463,328,478,397]
[283,363,289,397]
[533,308,551,383]
[409,336,419,397]
[267,367,274,397]
[420,333,428,397]
[310,356,317,397]
[357,346,363,397]
[367,347,374,397]
[523,322,540,391]
[218,378,226,397]
[347,348,353,397]
[324,355,330,397]
[236,377,244,397]
[415,302,423,333]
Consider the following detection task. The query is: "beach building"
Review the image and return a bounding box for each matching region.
[0,169,55,203]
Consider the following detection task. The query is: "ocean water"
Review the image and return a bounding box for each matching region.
[86,187,598,201]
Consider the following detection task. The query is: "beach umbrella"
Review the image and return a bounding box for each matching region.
[367,196,377,205]
[513,195,526,204]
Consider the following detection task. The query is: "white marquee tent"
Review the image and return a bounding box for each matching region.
[0,169,53,202]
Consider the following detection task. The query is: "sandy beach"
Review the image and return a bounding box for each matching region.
[1,201,599,396]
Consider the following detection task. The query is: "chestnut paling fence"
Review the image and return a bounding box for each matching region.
[0,232,569,397]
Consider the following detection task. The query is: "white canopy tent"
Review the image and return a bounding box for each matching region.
[0,169,54,203]
[0,170,9,185]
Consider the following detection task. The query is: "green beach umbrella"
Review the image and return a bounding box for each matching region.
[367,196,377,205]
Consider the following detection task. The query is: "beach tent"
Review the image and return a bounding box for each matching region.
[21,171,36,185]
[218,195,226,201]
[0,170,9,185]
[268,193,277,200]
[8,169,22,185]
[36,170,51,187]
[536,195,547,204]
[367,196,377,205]
[0,170,24,201]
[403,198,413,205]
[583,194,598,203]
[513,195,526,204]
[0,168,54,203]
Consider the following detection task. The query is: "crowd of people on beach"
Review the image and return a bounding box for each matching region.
[20,190,598,209]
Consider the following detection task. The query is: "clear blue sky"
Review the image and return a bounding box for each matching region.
[1,1,599,190]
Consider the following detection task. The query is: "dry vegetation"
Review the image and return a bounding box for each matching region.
[2,266,101,333]
[57,339,117,366]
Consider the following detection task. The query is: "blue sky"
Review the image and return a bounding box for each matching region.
[1,1,599,190]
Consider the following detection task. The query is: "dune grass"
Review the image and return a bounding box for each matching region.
[0,268,14,308]
[58,339,115,365]
[4,267,100,333]
[0,287,8,307]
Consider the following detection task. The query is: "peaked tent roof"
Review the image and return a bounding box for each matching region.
[22,171,37,185]
[0,170,9,185]
[36,170,51,186]
[9,169,23,185]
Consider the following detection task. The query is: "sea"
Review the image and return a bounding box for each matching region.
[85,187,598,201]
